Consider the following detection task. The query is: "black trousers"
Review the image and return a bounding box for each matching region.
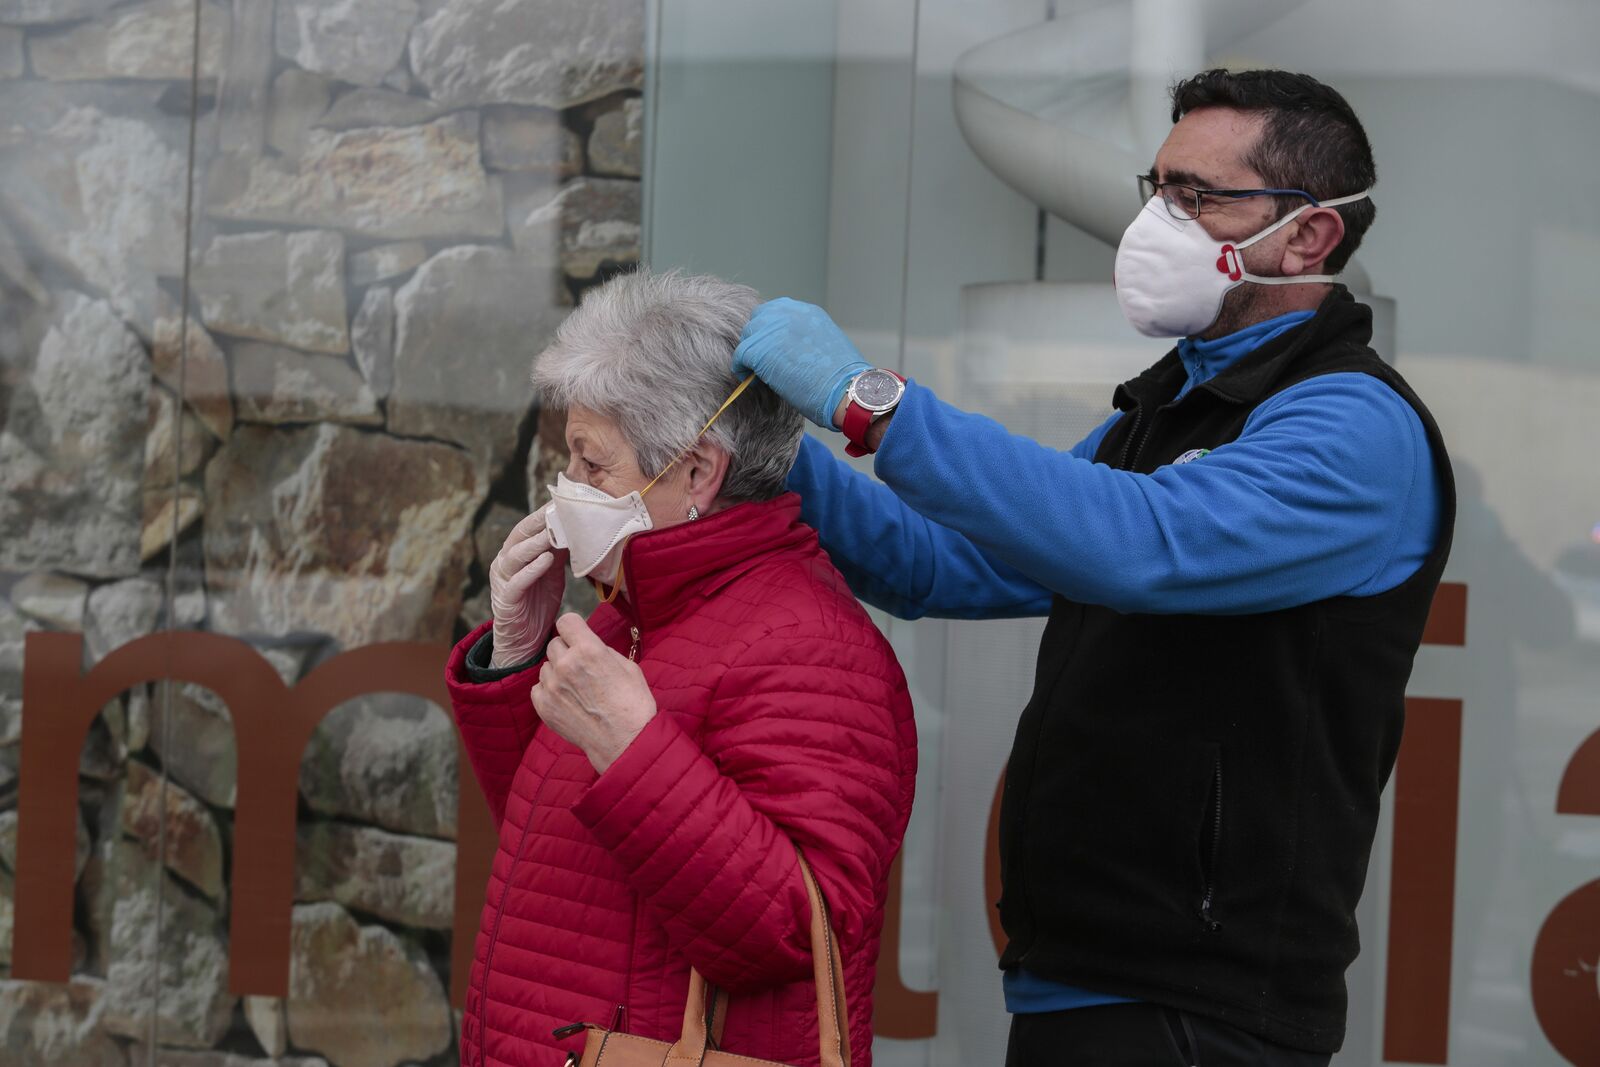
[1004,1003,1333,1067]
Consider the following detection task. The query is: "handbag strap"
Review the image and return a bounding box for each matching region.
[666,849,851,1067]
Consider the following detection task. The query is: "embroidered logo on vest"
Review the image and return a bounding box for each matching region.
[1174,448,1211,465]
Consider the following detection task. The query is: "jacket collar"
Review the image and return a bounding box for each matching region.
[612,492,814,631]
[1113,286,1374,413]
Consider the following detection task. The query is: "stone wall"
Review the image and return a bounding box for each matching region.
[0,1,638,1064]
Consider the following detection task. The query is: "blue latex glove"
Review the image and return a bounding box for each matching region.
[732,298,871,429]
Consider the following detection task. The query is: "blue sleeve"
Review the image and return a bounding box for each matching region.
[872,374,1440,615]
[786,434,1056,620]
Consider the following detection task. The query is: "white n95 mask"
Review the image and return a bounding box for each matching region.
[544,472,653,587]
[1113,190,1371,338]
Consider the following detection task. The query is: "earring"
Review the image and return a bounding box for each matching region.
[688,504,700,522]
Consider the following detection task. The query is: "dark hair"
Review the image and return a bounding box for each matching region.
[1170,69,1376,273]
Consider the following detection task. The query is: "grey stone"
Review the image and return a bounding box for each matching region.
[10,572,89,630]
[348,241,426,287]
[350,286,394,402]
[0,805,89,880]
[316,87,449,131]
[141,488,204,563]
[390,245,566,481]
[144,386,214,485]
[85,578,165,663]
[0,0,119,24]
[0,297,148,579]
[154,1053,328,1067]
[215,0,275,159]
[203,424,478,647]
[299,693,458,840]
[148,682,237,808]
[509,177,641,278]
[474,503,524,570]
[0,599,23,760]
[30,0,229,82]
[0,978,128,1067]
[233,343,381,426]
[458,584,490,632]
[0,100,187,329]
[409,0,644,109]
[208,112,505,241]
[285,903,452,1067]
[243,996,289,1058]
[483,106,582,176]
[267,68,332,158]
[588,96,642,177]
[120,760,224,900]
[276,0,418,89]
[0,211,49,304]
[296,822,454,928]
[193,230,350,354]
[153,296,235,442]
[95,837,236,1047]
[0,28,23,80]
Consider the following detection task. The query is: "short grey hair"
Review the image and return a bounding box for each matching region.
[532,269,803,503]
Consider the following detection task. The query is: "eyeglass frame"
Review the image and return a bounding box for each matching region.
[1135,173,1321,221]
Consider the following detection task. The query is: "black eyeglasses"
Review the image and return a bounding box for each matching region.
[1136,174,1319,221]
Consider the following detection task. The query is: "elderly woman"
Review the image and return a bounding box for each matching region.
[446,269,917,1067]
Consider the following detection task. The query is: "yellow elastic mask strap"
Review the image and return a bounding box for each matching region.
[639,375,755,497]
[594,557,625,604]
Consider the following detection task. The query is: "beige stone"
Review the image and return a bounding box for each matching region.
[348,241,427,287]
[390,245,567,482]
[483,106,583,176]
[0,295,149,579]
[141,488,204,563]
[316,87,449,131]
[9,572,89,630]
[276,0,417,88]
[0,28,23,80]
[296,822,454,928]
[509,177,641,279]
[208,112,505,241]
[475,503,525,570]
[193,230,349,354]
[266,68,332,158]
[349,287,394,402]
[243,996,289,1058]
[144,386,214,485]
[588,96,642,177]
[232,343,381,426]
[0,978,127,1067]
[409,0,643,108]
[203,424,479,647]
[285,903,452,1067]
[148,681,237,808]
[29,0,228,82]
[120,760,224,900]
[153,299,235,441]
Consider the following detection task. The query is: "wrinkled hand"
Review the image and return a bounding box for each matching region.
[532,613,658,774]
[732,298,871,429]
[488,506,567,669]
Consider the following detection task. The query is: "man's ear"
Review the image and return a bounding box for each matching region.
[1280,206,1347,276]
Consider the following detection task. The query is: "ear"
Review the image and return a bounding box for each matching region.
[682,441,731,512]
[1279,206,1347,276]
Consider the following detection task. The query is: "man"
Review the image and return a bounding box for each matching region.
[732,70,1454,1067]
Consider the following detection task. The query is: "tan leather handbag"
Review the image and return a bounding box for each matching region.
[555,850,851,1067]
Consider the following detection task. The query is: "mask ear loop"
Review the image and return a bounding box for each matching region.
[589,375,756,606]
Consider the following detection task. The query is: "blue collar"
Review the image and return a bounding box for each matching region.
[1177,311,1315,394]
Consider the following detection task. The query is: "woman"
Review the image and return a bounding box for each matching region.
[447,269,917,1067]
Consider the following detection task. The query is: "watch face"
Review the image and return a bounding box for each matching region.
[853,369,902,410]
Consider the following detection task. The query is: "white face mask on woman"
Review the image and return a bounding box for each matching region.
[542,375,754,596]
[1113,190,1371,339]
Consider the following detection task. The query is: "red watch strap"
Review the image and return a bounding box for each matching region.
[842,396,876,457]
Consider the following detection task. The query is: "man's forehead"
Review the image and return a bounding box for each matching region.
[1152,107,1265,186]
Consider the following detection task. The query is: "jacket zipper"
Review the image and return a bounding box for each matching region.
[476,770,553,1067]
[628,625,640,661]
[1118,407,1148,470]
[1200,755,1224,932]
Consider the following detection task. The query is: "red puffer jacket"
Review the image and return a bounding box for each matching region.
[448,494,917,1067]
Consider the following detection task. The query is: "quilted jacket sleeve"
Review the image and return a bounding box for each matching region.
[446,619,543,826]
[570,617,915,991]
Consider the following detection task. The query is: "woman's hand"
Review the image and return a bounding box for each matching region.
[532,613,658,773]
[488,506,567,668]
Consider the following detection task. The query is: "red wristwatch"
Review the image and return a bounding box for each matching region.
[840,368,906,458]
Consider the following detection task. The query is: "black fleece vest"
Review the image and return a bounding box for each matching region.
[996,288,1455,1053]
